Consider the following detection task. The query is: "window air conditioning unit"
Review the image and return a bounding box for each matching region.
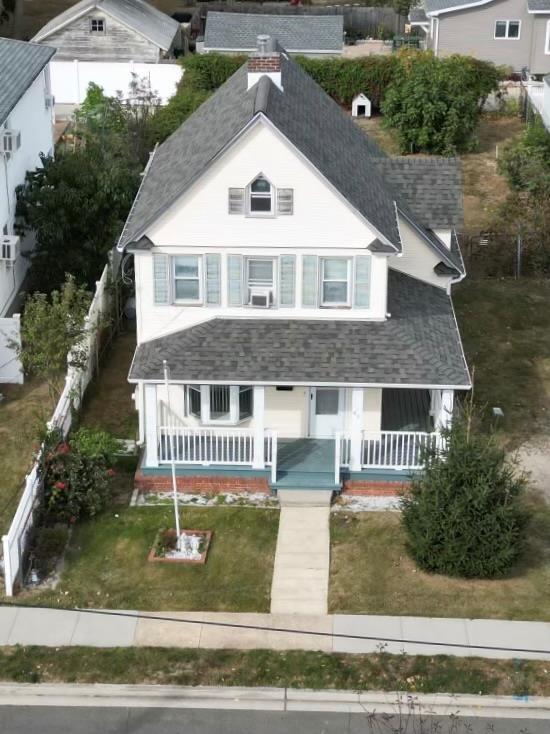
[0,235,19,265]
[1,130,21,155]
[45,94,55,110]
[248,287,273,308]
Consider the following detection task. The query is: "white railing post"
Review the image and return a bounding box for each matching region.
[2,533,13,597]
[252,385,265,469]
[350,387,364,471]
[334,431,341,485]
[270,430,277,484]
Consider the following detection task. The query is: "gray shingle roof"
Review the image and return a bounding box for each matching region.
[527,0,550,10]
[424,0,491,13]
[119,55,403,252]
[376,157,463,229]
[409,7,429,22]
[32,0,180,51]
[0,37,56,126]
[129,269,470,387]
[204,11,343,52]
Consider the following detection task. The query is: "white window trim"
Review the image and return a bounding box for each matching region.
[494,20,521,39]
[246,174,275,218]
[320,257,352,308]
[173,255,203,305]
[188,385,252,426]
[90,17,106,33]
[545,20,550,53]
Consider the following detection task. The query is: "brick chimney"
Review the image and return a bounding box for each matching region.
[247,35,283,91]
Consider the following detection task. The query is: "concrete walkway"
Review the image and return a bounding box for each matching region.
[3,606,550,660]
[270,505,330,615]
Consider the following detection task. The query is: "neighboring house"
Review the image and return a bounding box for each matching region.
[0,37,55,319]
[117,38,471,499]
[524,72,550,127]
[410,0,550,75]
[199,12,344,57]
[31,0,184,115]
[32,0,182,62]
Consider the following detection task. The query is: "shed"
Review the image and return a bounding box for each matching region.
[352,93,371,118]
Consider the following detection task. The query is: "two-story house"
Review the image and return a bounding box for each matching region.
[0,37,55,319]
[118,38,471,501]
[410,0,550,76]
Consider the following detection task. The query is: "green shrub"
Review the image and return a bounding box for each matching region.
[181,53,246,91]
[32,526,69,579]
[71,427,120,463]
[148,87,210,144]
[401,409,528,578]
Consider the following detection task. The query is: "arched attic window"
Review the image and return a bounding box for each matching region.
[247,174,273,215]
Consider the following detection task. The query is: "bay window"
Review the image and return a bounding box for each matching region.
[320,257,351,306]
[187,385,253,424]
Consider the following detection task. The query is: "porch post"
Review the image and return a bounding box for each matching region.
[432,389,454,432]
[144,383,159,467]
[350,387,364,472]
[252,385,265,469]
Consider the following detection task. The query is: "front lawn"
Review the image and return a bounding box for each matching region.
[29,504,279,612]
[329,504,550,620]
[453,279,550,443]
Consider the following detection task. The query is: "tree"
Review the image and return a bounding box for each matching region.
[13,276,91,406]
[401,408,528,578]
[16,144,139,293]
[382,52,502,154]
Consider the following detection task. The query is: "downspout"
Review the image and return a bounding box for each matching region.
[435,17,440,56]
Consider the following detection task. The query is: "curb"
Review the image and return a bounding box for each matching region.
[0,684,549,718]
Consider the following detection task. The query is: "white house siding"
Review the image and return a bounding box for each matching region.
[0,69,53,317]
[137,120,389,343]
[436,0,534,71]
[44,10,162,62]
[391,216,451,290]
[530,16,550,75]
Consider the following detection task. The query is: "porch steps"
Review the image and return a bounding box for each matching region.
[270,506,330,615]
[277,489,333,507]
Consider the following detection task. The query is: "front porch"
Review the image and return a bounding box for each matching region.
[140,385,453,492]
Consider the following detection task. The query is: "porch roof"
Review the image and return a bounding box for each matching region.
[130,270,470,388]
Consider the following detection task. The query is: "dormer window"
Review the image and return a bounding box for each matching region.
[90,17,106,33]
[248,175,273,214]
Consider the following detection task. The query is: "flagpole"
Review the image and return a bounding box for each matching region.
[163,360,181,548]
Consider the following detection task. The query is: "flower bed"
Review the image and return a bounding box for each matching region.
[148,528,212,565]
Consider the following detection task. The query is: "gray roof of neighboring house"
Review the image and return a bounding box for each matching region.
[204,11,343,52]
[119,54,463,274]
[129,269,471,387]
[0,37,56,126]
[375,157,463,229]
[527,0,550,10]
[409,6,429,22]
[32,0,181,50]
[424,0,491,13]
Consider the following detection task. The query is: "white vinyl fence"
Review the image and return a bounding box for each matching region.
[0,315,23,384]
[50,60,183,107]
[1,260,117,596]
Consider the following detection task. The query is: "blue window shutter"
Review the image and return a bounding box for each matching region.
[153,254,169,305]
[227,254,243,306]
[279,255,296,307]
[302,255,318,307]
[205,254,221,305]
[354,255,371,308]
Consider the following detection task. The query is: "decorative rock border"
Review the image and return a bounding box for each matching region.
[148,529,213,565]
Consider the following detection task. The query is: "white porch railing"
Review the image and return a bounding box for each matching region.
[361,431,442,470]
[158,426,277,480]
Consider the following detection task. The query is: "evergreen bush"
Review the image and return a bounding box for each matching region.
[401,409,528,578]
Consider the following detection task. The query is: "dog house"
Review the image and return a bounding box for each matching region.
[352,93,372,118]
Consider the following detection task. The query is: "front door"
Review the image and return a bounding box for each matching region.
[309,388,344,438]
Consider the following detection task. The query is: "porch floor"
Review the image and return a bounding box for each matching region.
[273,439,338,490]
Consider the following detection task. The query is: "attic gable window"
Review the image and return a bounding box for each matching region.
[90,17,106,33]
[248,175,273,215]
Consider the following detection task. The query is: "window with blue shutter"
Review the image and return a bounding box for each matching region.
[279,255,296,307]
[153,254,169,305]
[354,255,371,309]
[227,254,243,306]
[205,254,221,305]
[302,255,318,307]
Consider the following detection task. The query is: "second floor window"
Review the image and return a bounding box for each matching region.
[247,258,274,288]
[494,20,520,39]
[174,256,201,303]
[249,176,273,214]
[321,258,351,306]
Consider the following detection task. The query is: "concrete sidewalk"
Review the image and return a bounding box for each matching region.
[2,605,550,660]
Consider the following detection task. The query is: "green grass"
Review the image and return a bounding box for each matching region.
[0,379,50,534]
[453,279,550,443]
[26,505,279,612]
[1,646,550,696]
[79,326,138,439]
[329,503,550,620]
